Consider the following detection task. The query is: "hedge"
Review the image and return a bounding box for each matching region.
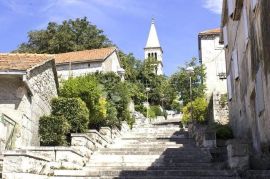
[51,97,89,133]
[39,115,70,146]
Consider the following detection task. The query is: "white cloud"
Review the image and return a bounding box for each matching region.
[202,0,223,14]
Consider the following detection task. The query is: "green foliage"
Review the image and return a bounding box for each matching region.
[119,52,178,111]
[94,72,131,123]
[150,105,163,116]
[219,93,228,108]
[170,57,206,105]
[148,107,157,118]
[182,97,208,124]
[171,100,182,113]
[51,97,89,133]
[39,115,70,146]
[135,104,147,117]
[60,75,106,129]
[215,123,234,140]
[105,101,119,128]
[15,17,112,54]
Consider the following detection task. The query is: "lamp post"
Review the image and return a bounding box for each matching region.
[186,66,194,122]
[146,87,151,119]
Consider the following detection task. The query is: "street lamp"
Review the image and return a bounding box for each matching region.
[146,87,151,119]
[186,66,194,122]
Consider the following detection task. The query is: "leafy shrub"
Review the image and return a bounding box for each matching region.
[182,97,208,124]
[148,107,156,118]
[60,75,107,129]
[135,104,147,117]
[51,97,89,133]
[215,124,234,140]
[105,101,119,128]
[39,115,70,146]
[150,105,163,116]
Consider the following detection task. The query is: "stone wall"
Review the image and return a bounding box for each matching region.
[0,60,58,150]
[222,0,270,155]
[27,60,58,146]
[212,92,229,124]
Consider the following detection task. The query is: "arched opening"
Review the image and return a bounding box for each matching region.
[155,53,157,60]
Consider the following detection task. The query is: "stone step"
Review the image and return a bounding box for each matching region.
[89,154,211,163]
[86,161,214,167]
[244,170,270,179]
[84,165,216,171]
[96,150,207,155]
[54,169,238,178]
[100,176,240,179]
[99,147,202,152]
[86,162,215,168]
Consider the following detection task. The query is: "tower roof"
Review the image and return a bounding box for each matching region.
[145,18,161,48]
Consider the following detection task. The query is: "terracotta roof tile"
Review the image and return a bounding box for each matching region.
[199,28,221,35]
[0,53,53,71]
[55,47,116,64]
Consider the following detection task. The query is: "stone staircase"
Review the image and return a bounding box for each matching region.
[53,119,240,179]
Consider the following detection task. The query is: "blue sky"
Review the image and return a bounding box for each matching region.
[0,0,222,75]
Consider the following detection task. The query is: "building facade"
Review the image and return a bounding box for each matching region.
[198,28,227,97]
[144,19,163,75]
[0,54,58,150]
[198,28,228,124]
[221,0,270,155]
[55,47,125,81]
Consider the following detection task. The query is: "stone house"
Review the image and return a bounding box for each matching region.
[220,0,270,155]
[55,47,125,81]
[0,54,58,151]
[198,28,229,124]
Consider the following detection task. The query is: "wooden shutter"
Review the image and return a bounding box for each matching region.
[227,0,235,17]
[223,25,228,47]
[232,49,239,79]
[227,74,232,100]
[243,7,249,46]
[251,0,258,10]
[255,66,264,116]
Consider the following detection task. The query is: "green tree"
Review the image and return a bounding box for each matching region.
[170,57,206,106]
[15,17,112,53]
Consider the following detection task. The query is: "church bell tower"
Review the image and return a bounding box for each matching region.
[144,18,163,75]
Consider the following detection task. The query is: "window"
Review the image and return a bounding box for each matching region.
[148,53,150,58]
[232,49,239,80]
[227,74,232,100]
[154,53,157,60]
[255,66,265,116]
[251,0,258,10]
[227,0,235,17]
[243,7,249,46]
[223,25,228,47]
[88,63,91,68]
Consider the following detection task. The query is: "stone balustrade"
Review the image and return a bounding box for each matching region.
[99,127,113,143]
[2,121,130,179]
[86,129,109,148]
[2,150,50,178]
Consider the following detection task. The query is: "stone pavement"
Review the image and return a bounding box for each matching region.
[53,118,240,179]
